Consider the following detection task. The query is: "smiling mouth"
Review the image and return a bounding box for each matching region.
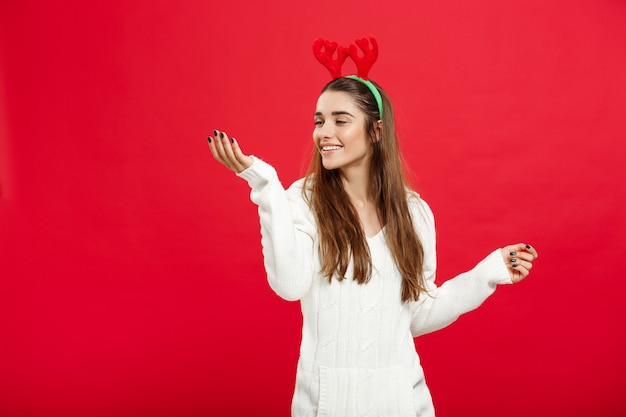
[321,145,343,152]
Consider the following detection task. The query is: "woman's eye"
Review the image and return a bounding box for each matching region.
[336,120,347,125]
[314,120,323,126]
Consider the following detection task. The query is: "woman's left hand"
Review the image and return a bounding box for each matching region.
[501,243,539,283]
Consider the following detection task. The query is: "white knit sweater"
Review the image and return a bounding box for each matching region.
[237,157,512,417]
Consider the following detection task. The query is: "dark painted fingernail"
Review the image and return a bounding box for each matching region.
[219,132,224,139]
[510,258,517,263]
[526,244,531,249]
[510,252,517,256]
[230,138,235,144]
[512,264,518,268]
[208,136,212,143]
[213,130,217,136]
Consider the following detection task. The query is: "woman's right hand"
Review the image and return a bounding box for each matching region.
[208,129,254,174]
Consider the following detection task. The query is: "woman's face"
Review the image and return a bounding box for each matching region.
[313,90,373,173]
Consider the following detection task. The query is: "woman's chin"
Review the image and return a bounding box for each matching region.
[321,161,340,171]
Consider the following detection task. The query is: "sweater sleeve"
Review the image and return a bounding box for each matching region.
[236,156,316,301]
[408,196,512,337]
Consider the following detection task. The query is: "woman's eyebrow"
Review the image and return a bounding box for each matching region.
[314,111,355,117]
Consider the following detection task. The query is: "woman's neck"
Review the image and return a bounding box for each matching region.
[340,165,373,205]
[340,164,382,237]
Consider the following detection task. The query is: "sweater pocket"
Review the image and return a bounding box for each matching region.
[316,365,416,417]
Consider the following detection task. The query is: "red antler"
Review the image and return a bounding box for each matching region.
[312,38,349,79]
[346,36,379,80]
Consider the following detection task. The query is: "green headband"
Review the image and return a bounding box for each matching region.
[345,75,383,120]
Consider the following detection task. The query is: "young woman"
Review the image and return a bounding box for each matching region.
[208,41,538,417]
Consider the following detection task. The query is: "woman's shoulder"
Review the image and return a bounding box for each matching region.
[288,176,308,190]
[286,175,314,206]
[405,188,435,226]
[405,187,427,208]
[287,175,311,194]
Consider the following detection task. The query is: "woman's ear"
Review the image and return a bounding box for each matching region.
[372,120,383,142]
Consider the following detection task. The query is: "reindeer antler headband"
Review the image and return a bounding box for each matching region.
[312,36,383,119]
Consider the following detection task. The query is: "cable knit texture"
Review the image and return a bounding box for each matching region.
[237,156,512,417]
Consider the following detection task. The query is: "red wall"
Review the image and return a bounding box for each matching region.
[1,1,625,416]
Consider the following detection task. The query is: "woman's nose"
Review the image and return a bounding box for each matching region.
[318,123,333,139]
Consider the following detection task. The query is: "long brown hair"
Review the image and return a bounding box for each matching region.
[303,77,427,302]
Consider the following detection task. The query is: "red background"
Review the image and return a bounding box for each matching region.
[1,1,625,416]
